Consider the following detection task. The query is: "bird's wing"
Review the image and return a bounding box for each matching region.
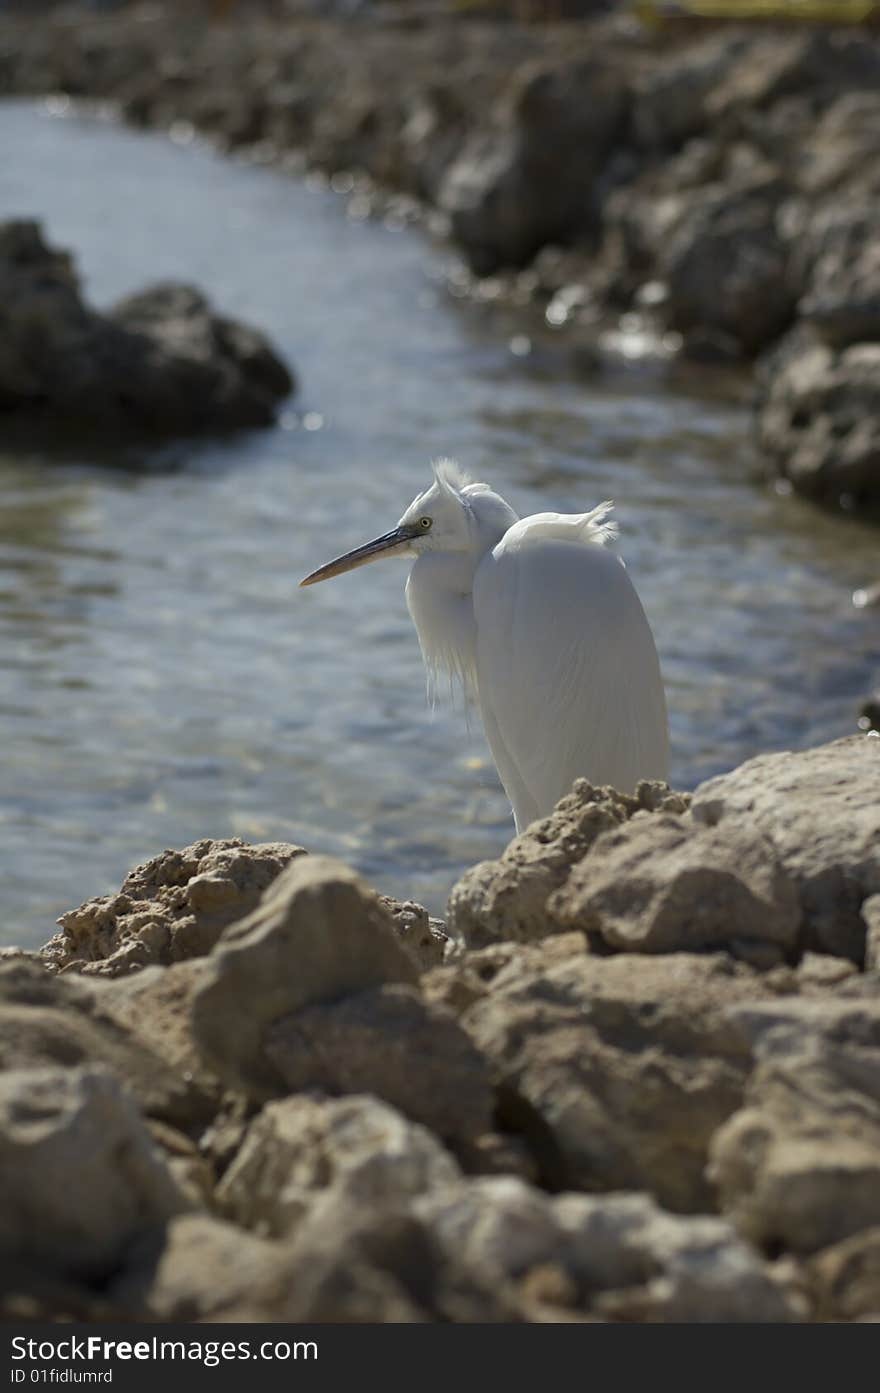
[472,511,668,825]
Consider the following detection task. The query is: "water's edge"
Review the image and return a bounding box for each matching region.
[2,101,878,946]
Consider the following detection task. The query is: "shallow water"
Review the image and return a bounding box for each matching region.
[2,100,879,947]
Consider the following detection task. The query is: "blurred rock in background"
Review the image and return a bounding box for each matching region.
[1,1,876,504]
[0,219,294,442]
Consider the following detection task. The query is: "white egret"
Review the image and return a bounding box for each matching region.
[300,460,668,832]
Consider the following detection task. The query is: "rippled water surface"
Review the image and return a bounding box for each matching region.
[2,101,879,947]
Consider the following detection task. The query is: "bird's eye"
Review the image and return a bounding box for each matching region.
[419,517,432,530]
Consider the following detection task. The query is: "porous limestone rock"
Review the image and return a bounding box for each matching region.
[447,779,687,949]
[378,896,450,970]
[44,838,306,976]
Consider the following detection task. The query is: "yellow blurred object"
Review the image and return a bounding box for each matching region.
[451,0,566,15]
[634,0,880,24]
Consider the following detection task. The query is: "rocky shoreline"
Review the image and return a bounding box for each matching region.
[1,4,878,508]
[2,6,879,1324]
[3,733,880,1322]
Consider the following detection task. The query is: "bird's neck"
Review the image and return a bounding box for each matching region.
[405,548,482,702]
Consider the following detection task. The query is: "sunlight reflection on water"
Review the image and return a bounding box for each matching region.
[1,100,878,946]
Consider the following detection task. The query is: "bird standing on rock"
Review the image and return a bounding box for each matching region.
[300,460,669,832]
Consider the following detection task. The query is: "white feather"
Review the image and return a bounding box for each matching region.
[308,462,668,830]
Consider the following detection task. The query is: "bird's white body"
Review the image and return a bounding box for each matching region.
[476,520,667,828]
[302,460,669,833]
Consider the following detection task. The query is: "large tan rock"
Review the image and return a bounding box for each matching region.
[217,1094,460,1239]
[45,835,443,981]
[278,1190,519,1323]
[112,1214,296,1322]
[556,1191,799,1322]
[709,987,880,1255]
[692,735,880,961]
[549,815,800,964]
[265,984,494,1143]
[0,959,207,1127]
[454,941,771,1211]
[378,897,450,971]
[190,855,418,1099]
[416,1177,563,1283]
[808,1227,880,1322]
[703,28,880,125]
[414,1179,798,1321]
[450,739,879,966]
[447,780,687,949]
[631,30,749,151]
[94,959,220,1117]
[0,1066,189,1280]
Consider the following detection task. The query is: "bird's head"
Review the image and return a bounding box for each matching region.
[300,459,514,588]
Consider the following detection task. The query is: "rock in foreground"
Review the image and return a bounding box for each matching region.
[190,855,419,1099]
[0,220,294,442]
[710,987,880,1256]
[691,735,880,963]
[0,1065,189,1282]
[216,1094,461,1240]
[3,734,880,1322]
[450,735,879,968]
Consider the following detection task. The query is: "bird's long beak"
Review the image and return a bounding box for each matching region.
[299,524,415,587]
